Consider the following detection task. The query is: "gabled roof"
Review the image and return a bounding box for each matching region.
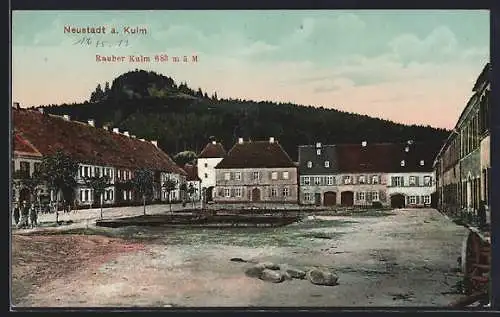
[199,141,226,158]
[215,140,296,169]
[335,142,440,173]
[183,163,200,181]
[13,108,186,175]
[13,132,42,157]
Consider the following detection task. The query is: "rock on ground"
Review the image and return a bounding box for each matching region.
[260,269,285,283]
[307,268,339,286]
[284,267,307,280]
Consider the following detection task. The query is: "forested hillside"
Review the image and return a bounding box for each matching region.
[33,70,449,161]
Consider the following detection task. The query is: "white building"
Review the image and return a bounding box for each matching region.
[197,139,226,202]
[386,171,435,208]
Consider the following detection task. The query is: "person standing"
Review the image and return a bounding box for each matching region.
[29,203,38,228]
[13,203,20,226]
[19,200,30,228]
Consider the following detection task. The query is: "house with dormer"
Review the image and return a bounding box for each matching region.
[12,106,186,208]
[197,138,226,202]
[214,137,298,203]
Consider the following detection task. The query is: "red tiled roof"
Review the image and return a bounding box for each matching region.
[336,142,441,173]
[13,132,42,157]
[183,163,200,181]
[13,108,186,175]
[199,142,226,158]
[215,140,295,169]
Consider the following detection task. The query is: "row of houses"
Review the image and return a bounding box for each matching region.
[433,62,491,223]
[12,106,196,208]
[195,136,439,208]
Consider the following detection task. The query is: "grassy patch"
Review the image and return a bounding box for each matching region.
[289,219,358,230]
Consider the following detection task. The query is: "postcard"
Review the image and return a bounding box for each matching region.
[11,9,491,309]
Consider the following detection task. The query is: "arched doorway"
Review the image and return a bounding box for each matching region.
[324,191,337,206]
[19,188,30,203]
[206,186,214,202]
[251,188,261,202]
[391,194,406,208]
[341,191,354,206]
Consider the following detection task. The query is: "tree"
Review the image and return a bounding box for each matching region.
[173,151,197,166]
[187,182,198,208]
[132,168,154,215]
[83,175,111,219]
[38,150,79,224]
[162,177,178,213]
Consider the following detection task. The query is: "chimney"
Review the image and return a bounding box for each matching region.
[269,137,275,143]
[103,125,109,131]
[361,141,367,147]
[113,128,119,134]
[212,140,216,145]
[404,146,409,152]
[123,131,130,137]
[238,137,244,144]
[151,140,158,147]
[13,102,20,109]
[131,135,136,138]
[139,138,146,142]
[316,142,322,148]
[87,119,95,127]
[38,108,44,114]
[63,114,71,121]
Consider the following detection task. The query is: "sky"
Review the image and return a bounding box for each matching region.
[12,10,489,129]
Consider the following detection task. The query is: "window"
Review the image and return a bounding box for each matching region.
[307,161,313,168]
[123,190,127,200]
[372,191,379,201]
[316,142,322,148]
[224,188,230,197]
[271,188,277,197]
[85,190,89,201]
[405,146,409,152]
[224,172,231,181]
[271,172,278,180]
[391,176,403,187]
[357,192,365,201]
[424,176,432,186]
[324,161,330,168]
[283,187,289,197]
[358,175,366,184]
[79,166,84,177]
[20,161,30,176]
[204,163,208,168]
[400,160,405,167]
[303,177,310,185]
[372,175,379,184]
[95,167,100,177]
[343,176,351,185]
[204,173,208,178]
[304,193,312,201]
[327,176,334,185]
[314,177,321,185]
[80,190,84,202]
[283,171,289,179]
[409,176,416,186]
[420,160,425,166]
[423,195,430,205]
[409,196,416,204]
[84,166,89,177]
[34,162,41,173]
[253,171,260,180]
[235,188,242,197]
[316,149,321,155]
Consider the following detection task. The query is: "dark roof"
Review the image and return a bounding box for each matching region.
[215,140,295,169]
[199,142,226,158]
[473,62,490,92]
[13,108,186,175]
[13,132,42,157]
[183,163,200,181]
[298,144,338,174]
[335,142,440,173]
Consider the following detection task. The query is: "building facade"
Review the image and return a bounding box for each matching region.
[214,137,298,203]
[197,140,226,202]
[183,163,202,202]
[434,62,491,222]
[12,107,186,208]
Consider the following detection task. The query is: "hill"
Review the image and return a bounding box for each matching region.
[32,69,449,161]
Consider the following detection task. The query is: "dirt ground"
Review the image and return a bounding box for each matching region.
[11,208,468,307]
